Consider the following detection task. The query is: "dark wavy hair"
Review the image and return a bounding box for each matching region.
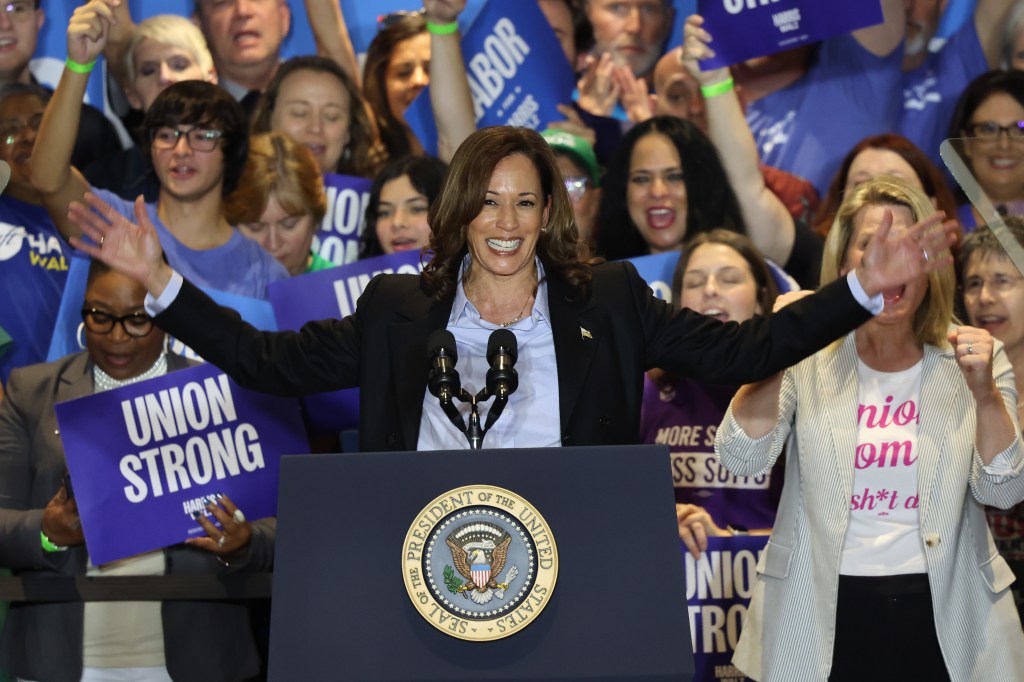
[360,154,448,258]
[362,12,426,162]
[143,81,248,195]
[251,56,380,178]
[949,70,1024,139]
[421,126,594,301]
[672,229,778,315]
[813,133,957,238]
[596,116,746,261]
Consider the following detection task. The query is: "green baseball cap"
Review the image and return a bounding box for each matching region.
[540,128,600,188]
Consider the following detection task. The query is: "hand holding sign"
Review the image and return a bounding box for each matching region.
[42,481,85,548]
[676,503,728,560]
[68,193,175,299]
[185,494,253,559]
[681,14,729,86]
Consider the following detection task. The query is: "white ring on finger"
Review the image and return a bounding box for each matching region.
[967,343,974,356]
[217,534,226,547]
[232,508,246,524]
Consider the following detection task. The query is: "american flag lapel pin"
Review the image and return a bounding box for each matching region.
[580,326,593,340]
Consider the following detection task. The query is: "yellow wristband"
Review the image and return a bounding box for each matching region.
[41,530,68,552]
[425,20,458,35]
[65,57,96,74]
[700,77,734,99]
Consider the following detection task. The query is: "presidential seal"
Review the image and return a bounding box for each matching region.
[402,485,558,642]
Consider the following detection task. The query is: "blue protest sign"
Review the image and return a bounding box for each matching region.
[627,252,680,303]
[315,173,373,266]
[48,256,278,362]
[268,250,424,433]
[685,534,768,681]
[55,363,308,565]
[405,0,576,157]
[697,0,884,69]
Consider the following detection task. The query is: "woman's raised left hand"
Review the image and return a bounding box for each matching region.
[949,326,999,402]
[186,494,252,559]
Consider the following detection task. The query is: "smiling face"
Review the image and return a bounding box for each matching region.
[626,132,688,254]
[963,92,1024,203]
[237,193,314,276]
[963,251,1024,356]
[679,242,762,324]
[466,154,550,284]
[375,174,432,254]
[84,269,165,381]
[0,1,42,82]
[128,38,216,112]
[270,68,351,173]
[842,203,929,321]
[585,0,672,76]
[385,32,430,120]
[194,0,290,86]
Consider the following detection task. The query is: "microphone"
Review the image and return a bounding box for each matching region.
[427,330,466,432]
[484,329,518,430]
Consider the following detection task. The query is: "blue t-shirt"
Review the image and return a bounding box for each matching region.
[93,189,288,299]
[745,33,903,196]
[0,197,69,384]
[899,21,988,168]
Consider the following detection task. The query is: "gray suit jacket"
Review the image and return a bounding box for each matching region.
[717,333,1024,681]
[0,352,275,682]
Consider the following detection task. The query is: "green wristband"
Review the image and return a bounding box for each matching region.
[65,57,96,74]
[425,20,459,35]
[700,77,734,99]
[41,530,68,552]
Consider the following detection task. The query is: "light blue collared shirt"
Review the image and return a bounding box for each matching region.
[415,258,562,451]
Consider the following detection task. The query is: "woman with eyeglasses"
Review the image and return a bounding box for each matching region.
[0,259,274,681]
[950,70,1024,230]
[0,83,72,386]
[29,3,287,300]
[360,154,447,258]
[960,218,1024,606]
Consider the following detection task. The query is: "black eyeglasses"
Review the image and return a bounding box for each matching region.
[151,127,223,152]
[377,9,424,29]
[81,309,155,338]
[964,120,1024,140]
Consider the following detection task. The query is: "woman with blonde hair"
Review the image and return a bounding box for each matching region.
[226,131,331,276]
[717,176,1024,681]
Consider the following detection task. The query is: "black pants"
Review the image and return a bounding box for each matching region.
[829,574,951,682]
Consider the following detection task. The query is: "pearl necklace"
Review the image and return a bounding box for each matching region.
[93,353,168,393]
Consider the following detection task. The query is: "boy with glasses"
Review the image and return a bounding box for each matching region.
[29,1,286,299]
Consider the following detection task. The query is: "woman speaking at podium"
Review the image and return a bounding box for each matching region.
[68,127,954,452]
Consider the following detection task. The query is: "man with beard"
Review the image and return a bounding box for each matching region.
[899,0,1014,167]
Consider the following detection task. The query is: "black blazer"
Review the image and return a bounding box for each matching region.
[159,261,870,452]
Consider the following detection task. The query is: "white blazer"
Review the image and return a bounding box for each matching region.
[716,333,1024,682]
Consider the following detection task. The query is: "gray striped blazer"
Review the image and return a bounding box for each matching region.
[715,332,1024,681]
